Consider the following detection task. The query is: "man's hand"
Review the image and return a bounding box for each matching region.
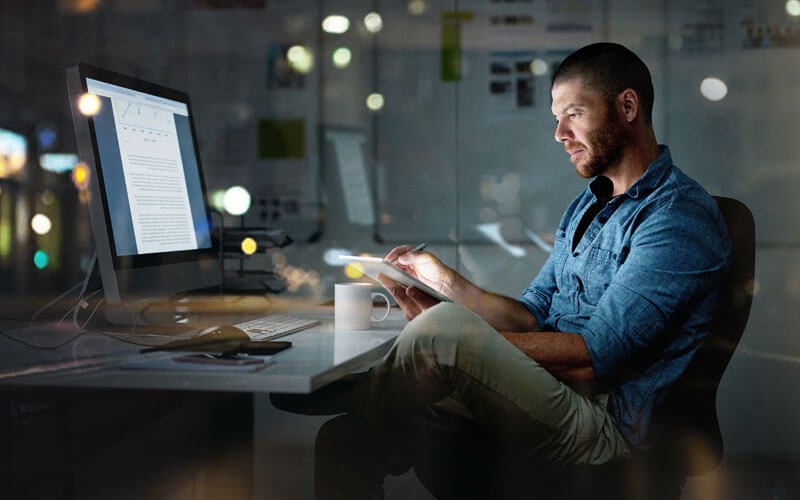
[380,246,541,334]
[379,245,455,320]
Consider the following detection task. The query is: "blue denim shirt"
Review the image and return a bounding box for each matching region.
[520,146,732,447]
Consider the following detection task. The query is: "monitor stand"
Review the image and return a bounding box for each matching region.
[77,256,272,327]
[101,293,275,327]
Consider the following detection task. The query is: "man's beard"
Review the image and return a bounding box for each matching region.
[577,104,627,179]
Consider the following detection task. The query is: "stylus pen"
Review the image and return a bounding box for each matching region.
[387,243,427,263]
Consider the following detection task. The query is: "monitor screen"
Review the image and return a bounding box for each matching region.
[83,76,212,257]
[67,64,220,307]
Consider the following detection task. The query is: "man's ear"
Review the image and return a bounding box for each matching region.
[619,89,639,123]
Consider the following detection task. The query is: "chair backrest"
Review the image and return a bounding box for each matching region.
[654,196,755,476]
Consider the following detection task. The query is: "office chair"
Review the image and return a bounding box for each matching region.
[413,196,755,500]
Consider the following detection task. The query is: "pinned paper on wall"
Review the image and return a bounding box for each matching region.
[325,129,375,226]
[488,51,536,117]
[258,118,305,159]
[441,11,474,82]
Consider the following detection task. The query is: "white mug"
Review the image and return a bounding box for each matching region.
[334,283,391,330]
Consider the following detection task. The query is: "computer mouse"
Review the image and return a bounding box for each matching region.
[195,325,250,342]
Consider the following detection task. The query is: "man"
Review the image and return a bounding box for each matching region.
[272,42,731,498]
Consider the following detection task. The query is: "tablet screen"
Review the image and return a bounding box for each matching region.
[339,255,451,303]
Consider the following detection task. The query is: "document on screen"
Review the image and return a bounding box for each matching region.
[110,98,199,254]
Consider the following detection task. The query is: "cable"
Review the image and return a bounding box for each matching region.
[79,297,106,330]
[0,322,164,350]
[27,251,101,324]
[65,289,102,329]
[0,328,93,351]
[29,281,85,322]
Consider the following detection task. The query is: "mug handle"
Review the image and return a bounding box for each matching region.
[370,292,392,322]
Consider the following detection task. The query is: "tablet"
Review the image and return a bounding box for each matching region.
[339,255,451,303]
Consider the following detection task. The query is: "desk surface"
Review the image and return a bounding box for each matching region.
[0,306,404,394]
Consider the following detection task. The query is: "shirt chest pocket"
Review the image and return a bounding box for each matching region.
[579,247,622,305]
[551,229,570,281]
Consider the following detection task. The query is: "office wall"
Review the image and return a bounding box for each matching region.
[0,0,798,465]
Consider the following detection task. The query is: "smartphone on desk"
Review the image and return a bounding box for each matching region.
[142,339,292,355]
[173,354,265,366]
[237,340,292,355]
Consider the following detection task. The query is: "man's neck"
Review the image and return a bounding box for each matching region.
[605,132,660,196]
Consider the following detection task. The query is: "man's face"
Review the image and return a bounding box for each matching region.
[551,78,628,179]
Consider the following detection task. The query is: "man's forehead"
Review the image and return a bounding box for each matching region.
[551,78,602,112]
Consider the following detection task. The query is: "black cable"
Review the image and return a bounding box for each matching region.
[0,317,170,350]
[0,328,94,351]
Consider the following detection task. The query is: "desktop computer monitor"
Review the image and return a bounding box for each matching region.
[66,64,220,309]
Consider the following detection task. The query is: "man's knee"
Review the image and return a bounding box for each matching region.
[395,303,496,362]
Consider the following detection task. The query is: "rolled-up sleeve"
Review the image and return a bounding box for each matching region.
[580,195,731,381]
[520,227,570,330]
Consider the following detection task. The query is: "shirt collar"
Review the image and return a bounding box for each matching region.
[624,145,672,199]
[587,145,673,201]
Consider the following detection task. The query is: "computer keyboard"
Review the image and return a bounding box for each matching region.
[234,314,320,341]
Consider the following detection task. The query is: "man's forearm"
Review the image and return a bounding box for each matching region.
[443,270,594,382]
[499,331,596,382]
[448,276,540,332]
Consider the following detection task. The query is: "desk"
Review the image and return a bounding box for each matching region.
[0,306,404,393]
[0,305,405,499]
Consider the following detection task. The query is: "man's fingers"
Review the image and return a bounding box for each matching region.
[384,245,413,263]
[377,274,423,320]
[406,286,440,309]
[376,273,404,297]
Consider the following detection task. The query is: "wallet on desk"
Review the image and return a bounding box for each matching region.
[141,338,292,355]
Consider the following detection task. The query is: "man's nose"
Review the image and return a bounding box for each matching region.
[554,120,571,143]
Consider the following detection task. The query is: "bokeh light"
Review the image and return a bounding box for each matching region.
[332,47,352,68]
[366,92,385,111]
[324,248,353,266]
[33,250,49,269]
[241,237,257,255]
[39,153,79,173]
[36,124,58,150]
[287,45,314,74]
[787,0,800,17]
[59,0,100,13]
[210,189,226,211]
[223,185,251,216]
[364,12,383,33]
[78,93,101,116]
[322,15,350,34]
[31,213,52,235]
[344,262,365,279]
[408,0,428,15]
[71,162,90,190]
[0,128,26,178]
[700,77,728,101]
[530,59,549,76]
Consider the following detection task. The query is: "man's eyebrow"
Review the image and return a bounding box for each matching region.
[552,103,578,118]
[555,102,584,115]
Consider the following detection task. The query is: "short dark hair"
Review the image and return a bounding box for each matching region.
[552,43,654,124]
